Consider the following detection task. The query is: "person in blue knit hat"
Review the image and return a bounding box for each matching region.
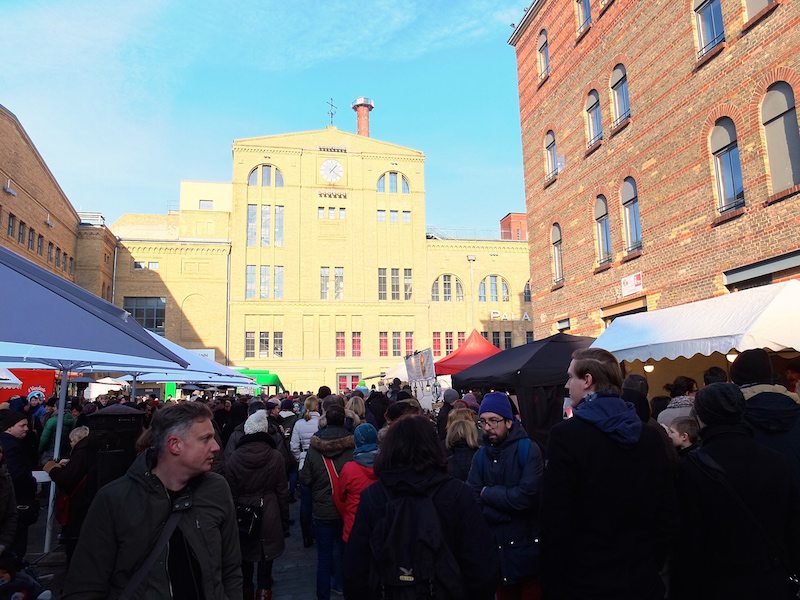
[467,392,543,598]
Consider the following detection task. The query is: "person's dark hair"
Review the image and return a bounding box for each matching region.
[247,401,265,415]
[374,415,446,475]
[703,366,728,386]
[694,382,745,426]
[571,347,623,396]
[730,348,773,386]
[385,400,420,423]
[670,416,699,444]
[150,402,212,458]
[663,376,697,398]
[325,404,345,427]
[318,385,332,399]
[650,395,671,419]
[622,374,649,396]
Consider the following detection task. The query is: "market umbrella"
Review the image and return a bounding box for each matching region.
[68,376,97,384]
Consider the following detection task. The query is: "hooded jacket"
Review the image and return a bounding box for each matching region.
[541,393,676,600]
[742,384,800,485]
[337,453,378,542]
[299,425,354,520]
[343,467,498,600]
[63,449,242,600]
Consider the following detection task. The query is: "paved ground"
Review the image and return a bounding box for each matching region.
[25,495,318,599]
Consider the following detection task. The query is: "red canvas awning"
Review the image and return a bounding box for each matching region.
[434,330,502,375]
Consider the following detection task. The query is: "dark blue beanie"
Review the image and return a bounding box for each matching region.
[353,423,378,455]
[479,392,513,420]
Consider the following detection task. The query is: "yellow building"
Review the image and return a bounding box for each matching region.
[111,100,533,392]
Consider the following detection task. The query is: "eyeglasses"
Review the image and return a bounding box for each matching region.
[478,417,506,428]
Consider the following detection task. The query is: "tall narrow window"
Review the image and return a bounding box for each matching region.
[18,222,25,244]
[391,268,400,300]
[594,196,612,264]
[246,204,257,246]
[389,172,398,193]
[443,274,452,301]
[490,276,499,302]
[492,331,501,348]
[504,332,513,349]
[318,207,325,219]
[328,207,336,220]
[538,30,550,80]
[577,0,592,33]
[502,280,510,302]
[55,248,61,268]
[524,281,532,302]
[245,332,255,358]
[389,210,398,223]
[336,332,345,357]
[611,65,630,127]
[377,210,386,222]
[478,280,487,302]
[247,168,258,186]
[431,278,440,301]
[274,206,284,247]
[586,90,602,147]
[339,208,346,220]
[47,242,53,262]
[445,332,454,356]
[27,228,35,251]
[245,265,256,299]
[262,165,272,187]
[404,268,412,300]
[622,177,642,251]
[352,332,361,357]
[762,82,800,194]
[552,224,564,284]
[378,268,387,300]
[710,117,745,212]
[377,175,385,192]
[526,331,534,344]
[392,332,401,357]
[37,235,43,256]
[260,266,270,299]
[335,267,344,300]
[402,210,411,223]
[545,131,558,180]
[402,176,410,193]
[458,332,466,347]
[695,0,725,58]
[433,332,441,356]
[259,332,270,357]
[320,266,330,300]
[261,205,271,246]
[455,279,464,301]
[379,332,388,357]
[6,214,15,237]
[405,332,414,356]
[273,332,283,357]
[274,265,284,299]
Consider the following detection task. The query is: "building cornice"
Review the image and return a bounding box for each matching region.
[508,1,545,47]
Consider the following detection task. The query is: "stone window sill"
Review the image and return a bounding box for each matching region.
[621,249,643,263]
[537,73,550,90]
[609,116,631,138]
[742,1,779,34]
[593,263,612,274]
[711,206,745,227]
[576,23,591,45]
[694,42,725,72]
[599,0,615,17]
[585,140,602,157]
[765,183,800,206]
[543,175,558,190]
[551,282,564,292]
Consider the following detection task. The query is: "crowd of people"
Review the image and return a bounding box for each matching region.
[0,348,799,599]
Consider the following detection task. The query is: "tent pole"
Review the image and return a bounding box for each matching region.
[44,367,69,554]
[130,375,138,403]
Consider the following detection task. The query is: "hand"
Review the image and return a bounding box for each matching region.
[42,460,58,473]
[58,459,69,466]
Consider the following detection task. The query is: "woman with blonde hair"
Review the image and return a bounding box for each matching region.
[447,407,477,430]
[446,418,480,482]
[290,395,320,548]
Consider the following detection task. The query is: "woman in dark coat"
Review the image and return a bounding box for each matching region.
[343,415,498,600]
[445,416,479,482]
[224,409,289,600]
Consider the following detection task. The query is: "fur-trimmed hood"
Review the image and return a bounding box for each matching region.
[310,426,355,458]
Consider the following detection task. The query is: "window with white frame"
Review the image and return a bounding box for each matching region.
[611,65,630,128]
[538,30,550,80]
[594,196,612,265]
[552,224,564,284]
[622,177,642,251]
[710,117,745,213]
[762,82,800,194]
[695,0,725,58]
[586,90,603,147]
[545,131,558,180]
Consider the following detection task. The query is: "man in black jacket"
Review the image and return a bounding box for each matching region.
[541,348,675,600]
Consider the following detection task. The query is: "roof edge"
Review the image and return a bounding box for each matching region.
[508,0,545,47]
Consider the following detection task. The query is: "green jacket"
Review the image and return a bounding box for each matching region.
[63,449,242,600]
[39,412,75,454]
[299,425,354,521]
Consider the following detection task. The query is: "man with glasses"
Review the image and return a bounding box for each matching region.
[467,392,543,600]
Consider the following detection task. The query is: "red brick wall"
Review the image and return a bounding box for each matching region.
[512,0,800,338]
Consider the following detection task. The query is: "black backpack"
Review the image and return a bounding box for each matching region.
[368,483,466,600]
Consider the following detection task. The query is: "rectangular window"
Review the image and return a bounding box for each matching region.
[27,228,35,251]
[588,103,603,146]
[715,144,745,211]
[335,267,344,300]
[390,210,398,223]
[133,261,146,270]
[37,235,43,256]
[47,243,53,262]
[273,332,283,357]
[378,268,387,300]
[377,210,386,222]
[352,332,361,357]
[339,208,346,220]
[392,332,401,357]
[328,207,336,220]
[318,207,325,219]
[247,204,257,246]
[597,217,612,264]
[526,331,534,344]
[481,331,488,340]
[336,332,345,357]
[262,165,272,187]
[402,210,411,223]
[69,256,74,275]
[389,172,398,193]
[696,0,725,57]
[578,0,592,32]
[320,266,330,300]
[404,268,412,300]
[445,332,454,356]
[18,222,26,244]
[612,79,630,125]
[274,265,284,299]
[6,214,15,237]
[259,332,269,357]
[245,265,256,299]
[405,332,414,356]
[379,332,388,357]
[261,205,271,246]
[458,331,465,347]
[245,332,255,358]
[148,261,159,270]
[55,248,61,268]
[443,274,452,301]
[391,268,400,300]
[490,276,499,302]
[504,331,512,349]
[274,205,284,247]
[492,332,501,348]
[62,253,67,272]
[124,297,166,335]
[433,332,441,356]
[198,199,213,210]
[260,266,270,299]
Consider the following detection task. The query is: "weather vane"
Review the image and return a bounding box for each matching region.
[326,97,337,125]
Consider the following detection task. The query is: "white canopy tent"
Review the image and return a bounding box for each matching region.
[592,280,800,361]
[0,368,22,389]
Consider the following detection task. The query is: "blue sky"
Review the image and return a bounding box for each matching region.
[1,1,527,236]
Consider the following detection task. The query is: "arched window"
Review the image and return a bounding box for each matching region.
[622,177,642,251]
[538,30,550,80]
[762,82,800,194]
[247,164,284,187]
[431,274,464,302]
[551,224,564,284]
[710,117,745,212]
[586,90,602,147]
[523,280,532,303]
[594,196,612,264]
[477,275,510,302]
[610,64,630,127]
[695,0,725,58]
[377,172,410,193]
[545,131,558,180]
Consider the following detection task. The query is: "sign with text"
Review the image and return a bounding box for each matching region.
[188,348,216,362]
[621,272,643,297]
[405,348,435,382]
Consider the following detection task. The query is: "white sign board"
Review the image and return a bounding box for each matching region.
[621,272,643,297]
[188,348,216,362]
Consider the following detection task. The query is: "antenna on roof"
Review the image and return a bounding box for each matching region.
[326,98,337,126]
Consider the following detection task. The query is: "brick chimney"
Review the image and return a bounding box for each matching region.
[351,97,375,137]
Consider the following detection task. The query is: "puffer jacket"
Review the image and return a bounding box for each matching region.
[337,453,377,542]
[290,412,320,470]
[224,432,289,562]
[446,442,477,482]
[299,425,354,521]
[63,449,242,600]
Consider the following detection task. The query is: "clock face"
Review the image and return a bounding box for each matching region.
[320,159,344,183]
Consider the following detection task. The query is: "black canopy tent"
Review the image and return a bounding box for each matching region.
[452,333,594,449]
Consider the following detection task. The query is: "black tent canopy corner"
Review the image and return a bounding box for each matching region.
[452,333,595,450]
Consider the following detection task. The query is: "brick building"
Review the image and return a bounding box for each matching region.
[509,0,800,339]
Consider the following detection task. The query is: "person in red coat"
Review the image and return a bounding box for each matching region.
[336,423,378,543]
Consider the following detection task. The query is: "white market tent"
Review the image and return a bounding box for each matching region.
[592,280,800,362]
[0,367,22,389]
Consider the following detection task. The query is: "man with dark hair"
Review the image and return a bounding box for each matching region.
[64,402,242,599]
[703,365,728,385]
[541,347,675,600]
